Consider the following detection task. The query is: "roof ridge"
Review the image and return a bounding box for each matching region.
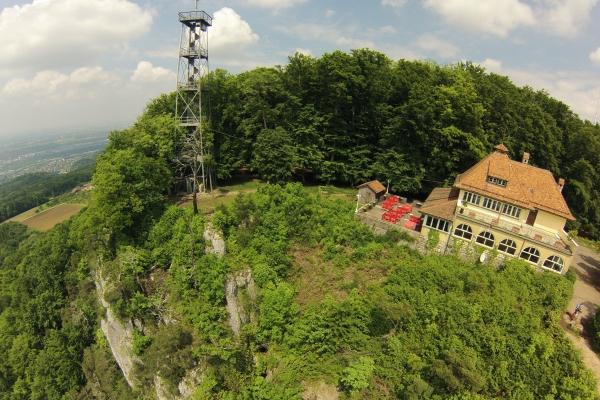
[453,146,574,221]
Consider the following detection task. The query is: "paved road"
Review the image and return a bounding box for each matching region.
[563,245,600,393]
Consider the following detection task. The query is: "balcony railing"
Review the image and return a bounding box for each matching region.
[178,117,199,126]
[179,11,212,26]
[179,46,208,59]
[457,207,573,255]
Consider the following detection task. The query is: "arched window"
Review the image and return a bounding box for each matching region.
[520,247,540,264]
[498,239,517,255]
[476,231,495,248]
[543,255,564,273]
[454,224,473,240]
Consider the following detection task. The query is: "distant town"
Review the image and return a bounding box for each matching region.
[0,131,108,182]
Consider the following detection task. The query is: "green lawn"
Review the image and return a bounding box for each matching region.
[178,180,356,215]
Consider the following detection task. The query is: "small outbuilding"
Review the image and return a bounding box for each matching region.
[357,180,386,206]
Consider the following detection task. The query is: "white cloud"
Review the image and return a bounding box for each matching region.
[3,71,69,98]
[277,23,376,49]
[479,58,503,73]
[542,0,599,37]
[208,7,267,70]
[2,67,118,98]
[209,8,259,51]
[590,47,600,65]
[382,0,407,8]
[478,58,600,122]
[294,48,313,56]
[325,9,335,17]
[423,0,535,37]
[146,48,178,59]
[0,0,153,71]
[368,25,398,36]
[0,63,176,136]
[416,34,458,58]
[131,61,175,83]
[242,0,306,9]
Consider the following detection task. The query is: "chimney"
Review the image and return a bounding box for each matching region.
[522,152,530,164]
[558,178,565,192]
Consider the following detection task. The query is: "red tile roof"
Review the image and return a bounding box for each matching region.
[454,145,575,220]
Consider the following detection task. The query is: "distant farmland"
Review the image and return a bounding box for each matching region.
[16,203,84,231]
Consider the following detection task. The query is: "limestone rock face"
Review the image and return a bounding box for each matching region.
[225,269,257,337]
[204,223,226,257]
[154,376,175,400]
[177,367,205,398]
[94,267,140,389]
[302,381,340,400]
[97,224,230,397]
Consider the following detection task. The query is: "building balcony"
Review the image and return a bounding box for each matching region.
[456,207,573,255]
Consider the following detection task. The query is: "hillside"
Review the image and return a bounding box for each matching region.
[0,51,599,399]
[0,158,95,222]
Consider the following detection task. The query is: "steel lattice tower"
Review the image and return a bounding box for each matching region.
[176,4,212,193]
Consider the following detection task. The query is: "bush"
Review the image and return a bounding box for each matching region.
[141,324,194,386]
[339,356,375,394]
[132,330,152,356]
[588,310,600,353]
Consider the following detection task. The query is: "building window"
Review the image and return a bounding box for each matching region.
[454,224,473,240]
[482,197,501,212]
[520,247,540,264]
[502,204,521,219]
[476,231,495,248]
[463,191,481,205]
[487,175,508,187]
[543,255,564,273]
[424,215,450,233]
[498,239,517,255]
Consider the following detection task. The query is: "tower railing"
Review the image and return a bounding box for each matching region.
[179,46,208,59]
[178,10,212,25]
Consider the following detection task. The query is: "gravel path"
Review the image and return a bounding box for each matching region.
[563,245,600,393]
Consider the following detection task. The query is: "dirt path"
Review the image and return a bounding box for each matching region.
[563,245,600,392]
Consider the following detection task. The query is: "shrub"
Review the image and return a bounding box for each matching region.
[339,356,375,394]
[132,330,152,356]
[588,309,600,353]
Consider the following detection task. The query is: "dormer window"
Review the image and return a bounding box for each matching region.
[487,175,507,187]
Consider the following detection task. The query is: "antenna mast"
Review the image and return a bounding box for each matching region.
[176,2,213,199]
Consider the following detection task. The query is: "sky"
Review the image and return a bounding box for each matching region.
[1,0,600,140]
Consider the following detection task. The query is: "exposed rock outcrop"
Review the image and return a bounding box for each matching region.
[153,366,206,400]
[96,224,230,398]
[153,225,227,398]
[225,269,257,337]
[204,223,226,257]
[154,376,175,400]
[94,266,140,388]
[302,381,340,400]
[177,367,205,398]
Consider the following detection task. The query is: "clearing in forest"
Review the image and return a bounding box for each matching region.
[18,203,85,231]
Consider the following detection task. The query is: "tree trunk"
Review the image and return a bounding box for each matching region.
[192,188,198,215]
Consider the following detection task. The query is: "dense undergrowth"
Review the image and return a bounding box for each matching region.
[2,184,597,399]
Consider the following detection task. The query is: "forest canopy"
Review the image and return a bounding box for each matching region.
[200,50,600,238]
